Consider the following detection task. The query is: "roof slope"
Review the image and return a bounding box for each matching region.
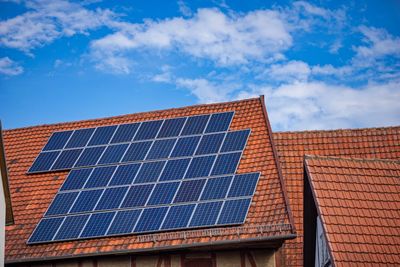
[305,156,400,266]
[4,97,295,263]
[273,126,400,266]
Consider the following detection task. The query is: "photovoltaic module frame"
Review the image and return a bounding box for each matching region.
[27,111,261,244]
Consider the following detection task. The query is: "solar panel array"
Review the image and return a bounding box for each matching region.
[27,111,261,244]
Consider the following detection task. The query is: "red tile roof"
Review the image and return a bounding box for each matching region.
[273,127,400,266]
[304,156,400,266]
[4,97,295,264]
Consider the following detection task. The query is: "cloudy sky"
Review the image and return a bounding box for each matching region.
[1,0,399,130]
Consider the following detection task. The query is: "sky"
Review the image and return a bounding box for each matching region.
[0,0,399,131]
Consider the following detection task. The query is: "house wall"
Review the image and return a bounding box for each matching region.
[11,249,276,267]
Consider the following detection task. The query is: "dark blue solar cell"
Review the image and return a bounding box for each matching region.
[65,128,95,149]
[80,212,115,238]
[189,201,223,227]
[70,189,103,213]
[46,192,79,216]
[157,117,186,138]
[111,123,140,144]
[134,120,163,141]
[161,204,195,230]
[185,155,215,179]
[88,125,117,146]
[28,217,64,243]
[147,182,180,205]
[122,141,152,162]
[218,198,251,225]
[51,149,83,170]
[200,176,232,200]
[120,184,154,208]
[228,173,260,197]
[43,131,73,151]
[134,161,165,183]
[109,163,140,186]
[159,158,190,181]
[146,139,176,160]
[97,144,129,164]
[211,152,241,176]
[107,210,141,235]
[170,136,200,157]
[74,146,106,167]
[84,166,116,188]
[61,168,93,191]
[174,179,205,203]
[195,133,225,155]
[54,214,90,240]
[134,207,168,232]
[220,130,250,152]
[29,151,60,173]
[205,112,234,133]
[181,115,210,136]
[95,186,129,210]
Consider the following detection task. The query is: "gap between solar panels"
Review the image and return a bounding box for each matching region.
[27,111,260,244]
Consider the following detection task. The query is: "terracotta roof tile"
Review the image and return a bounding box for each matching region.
[305,156,400,266]
[273,126,400,266]
[4,97,295,264]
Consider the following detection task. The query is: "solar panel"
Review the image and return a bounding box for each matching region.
[75,146,106,167]
[122,141,152,162]
[65,128,95,149]
[55,214,89,240]
[45,192,78,216]
[110,123,140,143]
[88,125,117,146]
[60,168,92,191]
[107,210,141,235]
[51,149,82,170]
[195,133,225,155]
[29,151,60,173]
[28,111,261,244]
[205,112,233,133]
[146,138,176,160]
[217,198,251,225]
[43,131,73,151]
[157,117,186,138]
[80,212,115,238]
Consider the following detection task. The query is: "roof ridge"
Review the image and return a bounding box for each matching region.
[4,96,262,132]
[304,154,400,164]
[275,125,400,134]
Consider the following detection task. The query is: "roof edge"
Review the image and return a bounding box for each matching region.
[0,121,14,225]
[6,233,296,264]
[303,159,337,267]
[274,125,400,135]
[304,154,400,164]
[259,95,296,234]
[4,97,261,132]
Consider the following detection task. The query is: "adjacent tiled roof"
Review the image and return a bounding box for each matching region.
[4,97,295,264]
[304,156,400,266]
[273,127,400,266]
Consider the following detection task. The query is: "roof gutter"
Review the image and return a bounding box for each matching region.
[6,233,296,264]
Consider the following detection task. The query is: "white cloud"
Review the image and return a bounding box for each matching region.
[176,78,238,103]
[177,0,192,17]
[0,0,115,52]
[354,26,400,64]
[239,81,400,130]
[0,57,23,76]
[90,8,292,73]
[262,60,311,82]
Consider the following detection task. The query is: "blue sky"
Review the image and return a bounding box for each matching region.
[1,0,399,130]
